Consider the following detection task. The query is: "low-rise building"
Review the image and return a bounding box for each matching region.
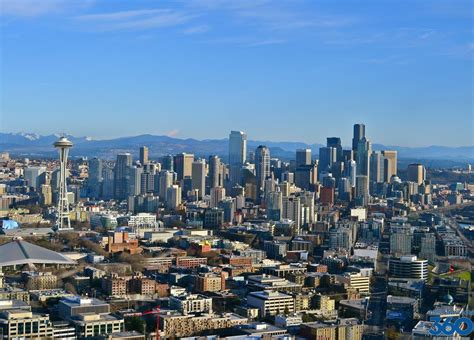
[160,312,247,338]
[388,255,428,281]
[175,257,207,268]
[22,271,59,290]
[247,290,295,317]
[0,310,54,339]
[169,294,213,315]
[194,273,227,293]
[300,318,364,340]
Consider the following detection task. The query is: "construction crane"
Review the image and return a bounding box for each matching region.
[138,306,160,340]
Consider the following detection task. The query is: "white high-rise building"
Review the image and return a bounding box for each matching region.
[282,196,301,228]
[157,170,174,202]
[24,166,47,190]
[166,185,181,210]
[229,131,247,185]
[128,166,143,196]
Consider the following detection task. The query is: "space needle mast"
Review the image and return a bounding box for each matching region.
[53,135,73,231]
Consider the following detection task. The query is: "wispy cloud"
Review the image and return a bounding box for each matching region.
[247,39,286,47]
[76,9,166,21]
[183,24,210,34]
[366,54,408,65]
[321,27,439,48]
[0,0,93,17]
[74,8,196,31]
[437,42,474,59]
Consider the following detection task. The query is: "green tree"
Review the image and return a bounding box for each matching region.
[125,316,146,334]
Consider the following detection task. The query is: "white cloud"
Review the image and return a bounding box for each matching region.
[0,0,92,17]
[183,24,210,34]
[247,39,286,47]
[74,8,196,31]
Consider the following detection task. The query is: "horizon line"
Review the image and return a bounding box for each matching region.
[1,130,473,149]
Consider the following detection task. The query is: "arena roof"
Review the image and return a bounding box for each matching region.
[0,240,76,268]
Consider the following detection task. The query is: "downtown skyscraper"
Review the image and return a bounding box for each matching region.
[229,131,247,186]
[114,153,132,200]
[255,145,270,197]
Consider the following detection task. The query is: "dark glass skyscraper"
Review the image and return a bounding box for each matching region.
[255,145,270,195]
[114,153,132,200]
[327,137,342,163]
[352,123,366,158]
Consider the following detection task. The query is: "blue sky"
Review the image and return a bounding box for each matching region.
[1,0,472,147]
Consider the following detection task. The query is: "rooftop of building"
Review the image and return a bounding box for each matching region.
[248,290,293,299]
[0,240,76,267]
[59,296,109,307]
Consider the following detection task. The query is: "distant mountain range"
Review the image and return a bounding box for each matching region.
[1,132,473,162]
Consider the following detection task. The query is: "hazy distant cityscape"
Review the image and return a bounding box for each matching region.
[0,122,472,340]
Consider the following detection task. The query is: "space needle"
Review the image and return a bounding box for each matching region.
[53,135,73,231]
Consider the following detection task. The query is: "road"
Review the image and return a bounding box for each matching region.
[408,201,474,218]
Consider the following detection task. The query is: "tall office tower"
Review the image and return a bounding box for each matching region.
[419,233,436,263]
[174,153,194,181]
[407,163,426,185]
[356,137,371,189]
[114,153,132,200]
[279,181,290,197]
[219,197,235,223]
[53,136,73,231]
[210,186,226,208]
[352,123,366,159]
[157,170,174,202]
[255,145,271,195]
[282,196,301,229]
[140,163,156,194]
[342,149,354,162]
[318,147,336,174]
[24,166,47,190]
[208,155,222,190]
[139,146,149,165]
[355,175,369,200]
[338,177,352,201]
[161,155,174,172]
[192,159,206,199]
[267,191,283,221]
[264,178,276,197]
[88,158,103,199]
[299,191,316,224]
[327,137,343,162]
[344,160,357,187]
[370,151,385,183]
[229,131,247,185]
[166,185,181,210]
[101,166,114,199]
[382,150,397,182]
[390,225,413,256]
[296,149,312,167]
[128,165,143,196]
[295,166,312,190]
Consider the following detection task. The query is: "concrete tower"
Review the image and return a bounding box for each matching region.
[53,136,73,231]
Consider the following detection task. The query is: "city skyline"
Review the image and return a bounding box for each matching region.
[1,0,473,147]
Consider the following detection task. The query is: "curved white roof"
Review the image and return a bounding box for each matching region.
[0,240,76,267]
